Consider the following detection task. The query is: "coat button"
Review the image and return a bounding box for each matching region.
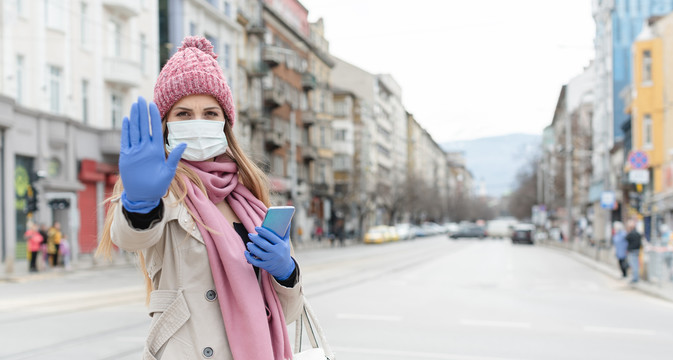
[205,289,217,301]
[203,347,213,358]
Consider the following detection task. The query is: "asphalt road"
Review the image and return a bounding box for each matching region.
[1,236,673,359]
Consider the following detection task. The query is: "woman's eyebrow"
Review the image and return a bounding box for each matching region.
[203,106,220,111]
[173,106,192,111]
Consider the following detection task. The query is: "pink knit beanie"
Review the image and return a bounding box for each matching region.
[153,36,235,126]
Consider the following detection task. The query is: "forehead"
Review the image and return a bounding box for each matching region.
[173,94,220,108]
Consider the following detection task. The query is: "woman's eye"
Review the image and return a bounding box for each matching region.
[206,111,219,117]
[176,111,189,117]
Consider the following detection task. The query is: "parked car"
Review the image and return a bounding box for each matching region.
[385,226,400,242]
[395,223,415,240]
[364,226,388,244]
[444,222,460,236]
[449,223,486,239]
[512,224,535,244]
[421,222,444,236]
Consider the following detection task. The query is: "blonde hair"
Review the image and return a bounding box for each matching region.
[96,119,271,304]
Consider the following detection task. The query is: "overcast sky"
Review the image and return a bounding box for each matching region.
[299,0,596,144]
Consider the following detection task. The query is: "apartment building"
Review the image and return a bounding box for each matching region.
[0,0,158,268]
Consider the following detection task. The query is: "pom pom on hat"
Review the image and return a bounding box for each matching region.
[178,36,218,59]
[153,36,235,126]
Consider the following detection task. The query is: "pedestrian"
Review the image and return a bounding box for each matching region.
[47,221,62,267]
[625,220,643,283]
[96,36,302,359]
[315,223,323,242]
[38,223,49,270]
[60,234,71,270]
[24,223,42,272]
[612,221,628,278]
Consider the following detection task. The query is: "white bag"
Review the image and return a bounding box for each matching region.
[293,295,335,360]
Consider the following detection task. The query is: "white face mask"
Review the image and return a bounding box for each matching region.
[165,120,228,161]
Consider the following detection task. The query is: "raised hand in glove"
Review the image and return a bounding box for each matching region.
[245,226,296,281]
[119,96,186,213]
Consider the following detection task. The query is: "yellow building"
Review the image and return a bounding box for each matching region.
[631,21,664,194]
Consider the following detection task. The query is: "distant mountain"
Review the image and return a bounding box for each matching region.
[441,134,541,197]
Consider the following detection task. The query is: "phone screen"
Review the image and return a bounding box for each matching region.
[261,206,295,238]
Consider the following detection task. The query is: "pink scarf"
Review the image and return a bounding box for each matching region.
[182,155,292,360]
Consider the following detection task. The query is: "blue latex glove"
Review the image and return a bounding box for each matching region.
[245,226,296,281]
[119,96,186,213]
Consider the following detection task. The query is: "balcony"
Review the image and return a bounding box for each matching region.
[103,57,141,87]
[245,61,269,78]
[102,0,140,17]
[301,110,316,126]
[99,129,122,155]
[263,86,285,108]
[312,182,330,197]
[243,108,268,127]
[302,145,317,161]
[262,46,284,68]
[247,22,266,36]
[264,130,284,150]
[301,73,317,91]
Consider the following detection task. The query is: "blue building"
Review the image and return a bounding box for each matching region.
[611,0,673,140]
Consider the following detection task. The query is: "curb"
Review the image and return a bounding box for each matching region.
[540,241,673,303]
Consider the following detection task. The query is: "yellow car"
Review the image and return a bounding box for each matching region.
[364,226,389,244]
[386,226,400,242]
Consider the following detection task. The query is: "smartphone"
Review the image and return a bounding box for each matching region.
[261,206,295,238]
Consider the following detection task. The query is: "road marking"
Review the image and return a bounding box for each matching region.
[460,319,532,329]
[336,313,403,321]
[584,326,657,336]
[333,346,525,360]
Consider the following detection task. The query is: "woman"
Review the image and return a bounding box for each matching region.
[24,223,42,272]
[612,221,628,278]
[97,36,302,360]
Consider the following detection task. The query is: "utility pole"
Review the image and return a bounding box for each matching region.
[289,110,298,241]
[565,112,573,244]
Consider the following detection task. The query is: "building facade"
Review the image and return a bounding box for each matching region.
[0,0,158,269]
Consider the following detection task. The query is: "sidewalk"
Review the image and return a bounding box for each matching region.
[0,253,134,283]
[1,238,358,283]
[540,239,673,303]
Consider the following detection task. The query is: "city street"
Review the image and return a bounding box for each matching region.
[2,236,673,360]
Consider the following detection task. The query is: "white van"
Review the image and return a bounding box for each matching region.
[486,219,514,238]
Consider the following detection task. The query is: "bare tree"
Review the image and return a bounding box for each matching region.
[508,156,539,220]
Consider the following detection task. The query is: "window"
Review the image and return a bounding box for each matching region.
[108,20,122,57]
[111,93,122,128]
[82,80,89,124]
[45,0,64,30]
[224,43,231,70]
[334,100,347,117]
[207,0,218,9]
[642,50,652,84]
[643,114,652,149]
[205,34,218,56]
[48,65,62,113]
[16,55,24,105]
[17,0,24,17]
[140,33,147,74]
[320,126,326,147]
[80,2,88,46]
[224,1,231,17]
[189,22,197,35]
[273,155,284,176]
[335,129,347,141]
[318,163,326,183]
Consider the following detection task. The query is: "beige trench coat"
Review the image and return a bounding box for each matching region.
[111,193,304,360]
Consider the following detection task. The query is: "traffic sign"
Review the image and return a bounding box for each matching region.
[629,151,649,169]
[600,191,616,209]
[629,169,650,184]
